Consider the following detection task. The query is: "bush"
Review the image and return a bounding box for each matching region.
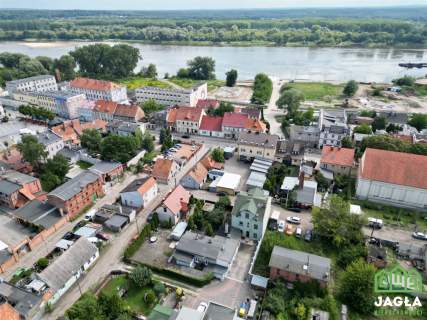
[123,224,152,261]
[153,282,166,296]
[36,257,49,270]
[129,265,153,288]
[144,290,156,305]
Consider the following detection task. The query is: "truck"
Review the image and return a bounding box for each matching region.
[268,210,280,231]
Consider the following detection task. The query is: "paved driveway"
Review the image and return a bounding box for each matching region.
[227,243,256,282]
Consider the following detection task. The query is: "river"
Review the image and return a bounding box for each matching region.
[1,41,427,83]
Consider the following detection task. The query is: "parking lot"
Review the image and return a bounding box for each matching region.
[0,118,47,150]
[0,212,34,249]
[222,154,251,192]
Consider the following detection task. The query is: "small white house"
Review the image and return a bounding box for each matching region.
[120,177,158,208]
[156,185,190,225]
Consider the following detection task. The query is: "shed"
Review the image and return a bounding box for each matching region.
[170,221,188,241]
[223,147,235,159]
[105,215,129,232]
[246,171,267,190]
[250,275,269,290]
[74,226,98,238]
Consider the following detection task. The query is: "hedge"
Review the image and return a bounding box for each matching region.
[123,224,152,261]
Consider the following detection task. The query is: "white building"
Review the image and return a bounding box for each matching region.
[135,82,207,107]
[120,177,158,208]
[13,91,89,119]
[356,148,427,210]
[35,237,99,305]
[318,109,350,148]
[69,77,128,102]
[6,75,58,94]
[36,131,65,159]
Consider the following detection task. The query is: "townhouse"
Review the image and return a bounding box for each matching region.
[237,132,279,161]
[320,146,355,176]
[69,77,128,102]
[180,162,208,189]
[175,107,205,134]
[51,119,107,146]
[120,177,158,208]
[155,185,190,225]
[152,158,180,184]
[199,115,224,138]
[36,131,65,159]
[6,75,57,94]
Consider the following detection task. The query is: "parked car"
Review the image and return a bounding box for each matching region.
[295,227,302,238]
[285,224,295,235]
[84,209,97,221]
[182,134,190,139]
[286,216,301,224]
[96,232,111,241]
[412,232,427,240]
[277,220,285,233]
[149,236,158,243]
[304,229,313,242]
[197,302,209,313]
[63,231,74,240]
[288,207,302,213]
[368,217,383,229]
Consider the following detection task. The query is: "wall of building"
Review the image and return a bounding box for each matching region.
[356,178,427,210]
[269,267,327,288]
[156,206,178,225]
[320,163,352,176]
[237,145,276,161]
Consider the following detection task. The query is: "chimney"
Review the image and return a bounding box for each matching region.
[298,171,305,189]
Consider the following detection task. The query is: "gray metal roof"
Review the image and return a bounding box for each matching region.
[0,281,43,318]
[48,171,100,201]
[203,303,237,320]
[0,170,37,185]
[120,177,152,193]
[246,171,267,188]
[13,200,62,229]
[0,179,21,195]
[36,131,63,146]
[6,74,55,84]
[37,237,98,292]
[89,161,121,176]
[268,246,331,282]
[176,307,203,320]
[105,214,128,229]
[175,231,239,265]
[238,132,279,149]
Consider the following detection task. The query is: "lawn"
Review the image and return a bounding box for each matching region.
[168,77,225,92]
[119,77,172,90]
[414,84,427,96]
[285,82,344,100]
[102,275,158,315]
[76,160,93,170]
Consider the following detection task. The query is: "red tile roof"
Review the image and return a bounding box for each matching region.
[200,116,223,132]
[245,118,266,132]
[163,185,190,215]
[321,146,355,167]
[360,148,427,189]
[52,119,107,144]
[70,77,122,92]
[94,100,117,115]
[152,159,174,181]
[200,155,224,170]
[167,108,178,124]
[186,162,208,184]
[175,106,204,122]
[114,104,145,120]
[196,99,220,109]
[222,112,248,128]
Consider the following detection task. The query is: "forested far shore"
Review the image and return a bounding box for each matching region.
[0,9,427,47]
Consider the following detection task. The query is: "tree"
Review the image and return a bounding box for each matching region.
[160,128,174,151]
[371,116,387,132]
[141,99,163,115]
[66,293,102,320]
[394,75,415,87]
[40,171,61,192]
[144,290,156,305]
[100,135,138,163]
[386,123,402,134]
[211,148,225,162]
[141,133,155,153]
[36,257,49,269]
[225,69,238,87]
[314,172,330,191]
[81,129,102,154]
[98,292,129,320]
[341,136,352,148]
[153,282,166,296]
[140,63,158,78]
[336,244,367,268]
[187,56,216,80]
[312,196,364,248]
[129,265,153,288]
[17,135,47,169]
[338,259,376,314]
[343,80,359,97]
[251,73,273,105]
[207,101,234,117]
[35,56,54,72]
[408,113,427,131]
[353,124,372,134]
[360,135,427,156]
[176,68,189,79]
[205,222,214,236]
[53,54,76,81]
[276,88,304,115]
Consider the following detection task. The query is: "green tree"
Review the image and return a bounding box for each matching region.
[343,80,359,97]
[140,63,158,78]
[53,54,76,81]
[129,265,153,288]
[160,128,174,151]
[43,154,70,180]
[17,135,47,169]
[394,75,415,87]
[144,290,156,305]
[225,69,238,87]
[251,73,273,105]
[141,133,155,153]
[81,129,102,154]
[35,56,54,72]
[153,282,166,296]
[141,99,163,115]
[40,171,61,192]
[208,101,234,117]
[276,88,304,115]
[100,135,138,163]
[353,123,372,134]
[314,172,330,191]
[36,257,49,269]
[336,244,367,268]
[371,116,387,132]
[312,196,364,248]
[211,148,225,162]
[187,56,216,80]
[98,292,129,320]
[386,123,402,134]
[338,259,376,315]
[408,113,427,131]
[66,293,102,320]
[176,68,189,79]
[341,136,352,148]
[205,222,214,236]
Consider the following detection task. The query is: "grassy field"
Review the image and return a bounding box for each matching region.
[119,77,172,90]
[168,78,225,92]
[102,275,158,315]
[76,160,93,170]
[286,82,344,100]
[414,84,427,96]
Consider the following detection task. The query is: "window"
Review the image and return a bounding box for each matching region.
[253,233,257,238]
[254,224,258,230]
[245,213,249,219]
[239,221,243,226]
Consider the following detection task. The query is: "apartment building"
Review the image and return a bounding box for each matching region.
[237,132,279,161]
[135,82,207,107]
[13,91,89,119]
[69,77,128,102]
[6,75,57,94]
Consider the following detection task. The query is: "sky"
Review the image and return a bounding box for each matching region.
[1,0,426,10]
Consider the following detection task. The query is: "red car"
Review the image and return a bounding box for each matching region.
[96,232,111,241]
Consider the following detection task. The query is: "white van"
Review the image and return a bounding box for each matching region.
[368,217,383,229]
[84,208,97,221]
